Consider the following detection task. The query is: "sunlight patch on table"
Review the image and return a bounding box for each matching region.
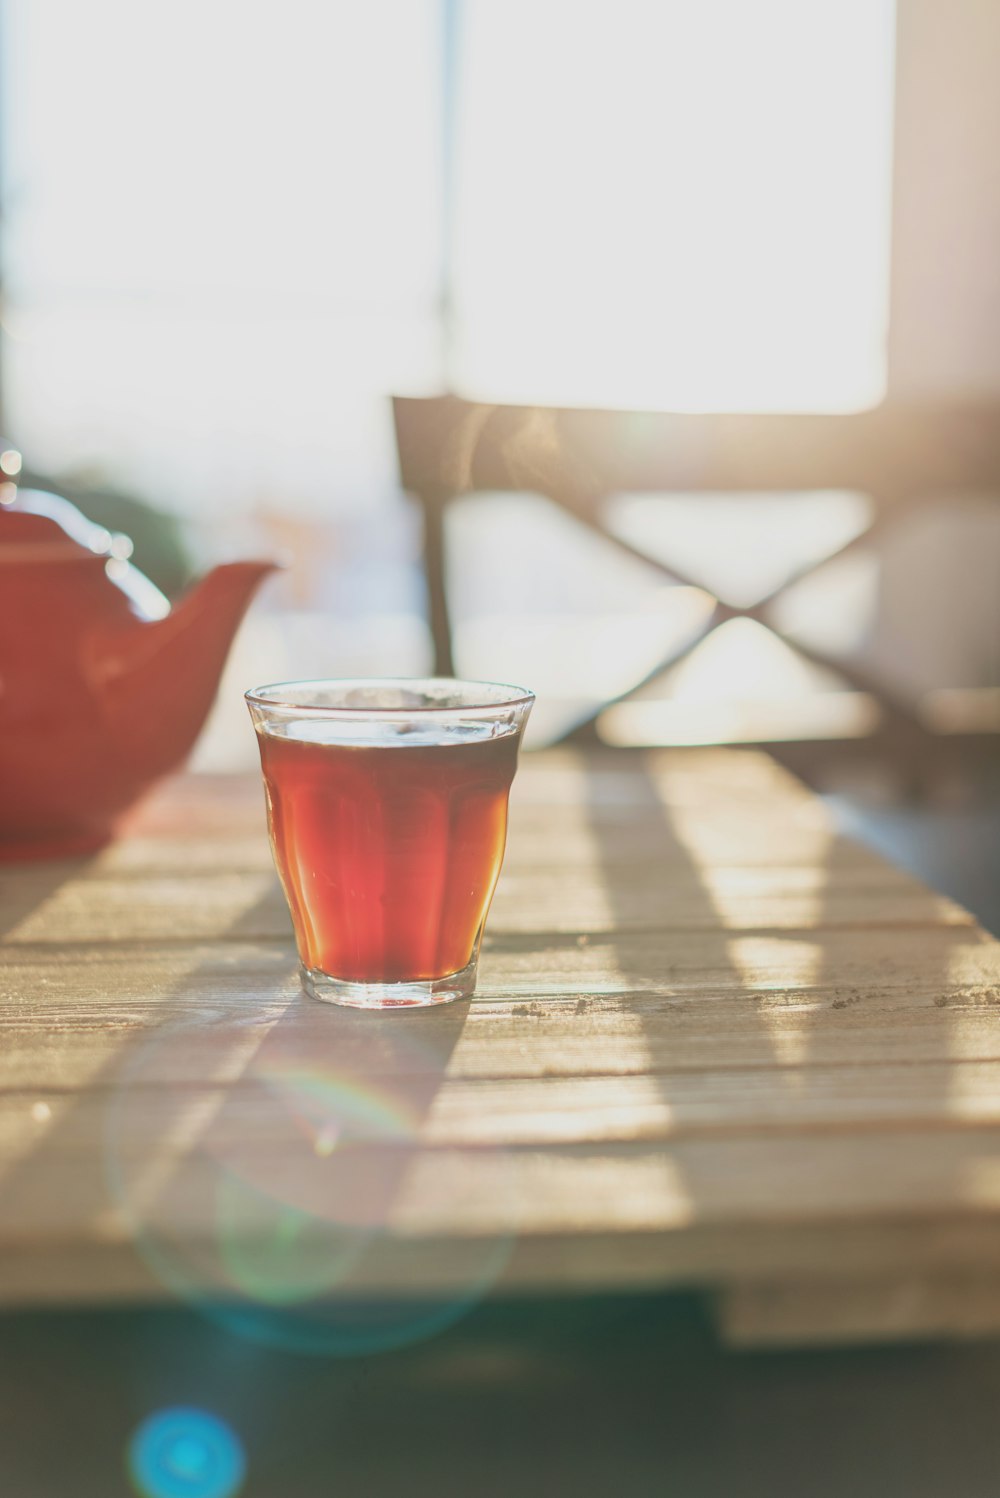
[946,939,1000,990]
[448,993,655,1078]
[424,1075,674,1147]
[392,1150,695,1235]
[726,936,825,1073]
[658,768,837,872]
[702,866,831,932]
[958,1155,1000,1209]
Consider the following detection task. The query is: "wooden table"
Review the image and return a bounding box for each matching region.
[6,747,1000,1347]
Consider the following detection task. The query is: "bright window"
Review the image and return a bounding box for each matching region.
[453,0,896,411]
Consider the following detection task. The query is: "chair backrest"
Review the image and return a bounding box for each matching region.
[392,394,1000,750]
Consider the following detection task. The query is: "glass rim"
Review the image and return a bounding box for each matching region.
[244,676,535,715]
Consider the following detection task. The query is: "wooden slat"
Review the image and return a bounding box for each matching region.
[7,1131,1000,1244]
[14,1220,1000,1308]
[12,1060,1000,1154]
[2,925,1000,1087]
[1,865,969,944]
[717,1276,1000,1347]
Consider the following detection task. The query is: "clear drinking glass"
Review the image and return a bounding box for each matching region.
[246,678,534,1010]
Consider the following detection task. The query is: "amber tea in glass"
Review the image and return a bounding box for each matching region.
[246,679,533,1009]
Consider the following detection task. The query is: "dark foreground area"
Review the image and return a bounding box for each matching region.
[5,1293,1000,1497]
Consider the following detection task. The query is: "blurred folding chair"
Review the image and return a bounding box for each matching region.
[393,394,1000,774]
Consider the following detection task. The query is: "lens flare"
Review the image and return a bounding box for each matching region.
[106,1018,517,1356]
[127,1408,245,1498]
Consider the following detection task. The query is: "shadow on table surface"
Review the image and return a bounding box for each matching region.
[0,854,95,940]
[0,876,475,1335]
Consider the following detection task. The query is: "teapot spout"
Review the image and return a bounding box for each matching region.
[101,560,278,777]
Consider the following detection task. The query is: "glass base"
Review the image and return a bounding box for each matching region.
[300,957,477,1011]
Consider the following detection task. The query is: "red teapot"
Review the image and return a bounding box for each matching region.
[0,473,276,858]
